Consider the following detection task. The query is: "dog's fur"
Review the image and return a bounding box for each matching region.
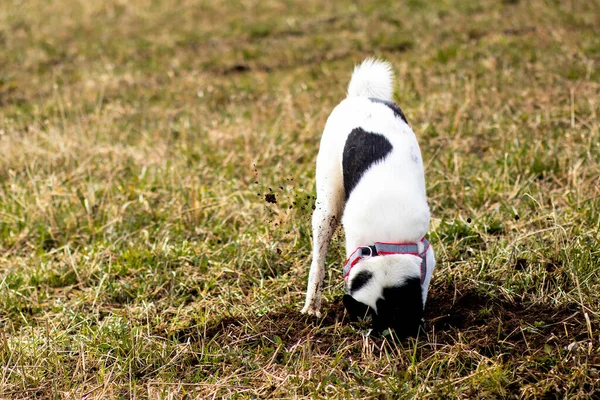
[301,59,435,336]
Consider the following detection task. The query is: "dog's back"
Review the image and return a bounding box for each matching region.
[316,60,430,254]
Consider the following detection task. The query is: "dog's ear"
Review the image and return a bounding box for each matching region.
[343,294,372,321]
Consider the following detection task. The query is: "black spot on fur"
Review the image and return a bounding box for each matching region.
[342,127,393,200]
[369,98,408,124]
[265,194,276,203]
[374,277,423,337]
[350,271,373,293]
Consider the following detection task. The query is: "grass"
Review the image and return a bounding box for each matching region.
[0,0,599,398]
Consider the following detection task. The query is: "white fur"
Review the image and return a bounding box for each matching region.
[347,58,394,101]
[301,59,435,317]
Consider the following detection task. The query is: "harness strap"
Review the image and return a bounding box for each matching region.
[343,238,430,284]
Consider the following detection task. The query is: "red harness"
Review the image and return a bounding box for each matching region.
[342,238,430,284]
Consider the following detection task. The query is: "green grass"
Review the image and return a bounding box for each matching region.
[1,0,599,398]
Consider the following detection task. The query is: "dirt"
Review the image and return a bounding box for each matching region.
[264,193,277,204]
[424,283,590,357]
[201,301,349,352]
[196,281,596,361]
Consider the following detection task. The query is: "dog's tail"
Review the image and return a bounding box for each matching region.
[346,58,394,101]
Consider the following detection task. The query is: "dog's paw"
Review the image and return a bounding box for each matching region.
[301,304,322,318]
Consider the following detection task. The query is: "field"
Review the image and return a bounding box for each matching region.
[1,0,599,398]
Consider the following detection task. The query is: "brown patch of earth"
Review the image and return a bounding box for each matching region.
[424,283,593,358]
[186,281,596,362]
[198,300,350,352]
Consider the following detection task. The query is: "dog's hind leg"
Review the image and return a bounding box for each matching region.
[301,156,344,317]
[301,210,338,317]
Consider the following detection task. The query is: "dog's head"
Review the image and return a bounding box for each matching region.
[343,254,424,337]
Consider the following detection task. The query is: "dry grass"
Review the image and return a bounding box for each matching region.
[1,0,599,398]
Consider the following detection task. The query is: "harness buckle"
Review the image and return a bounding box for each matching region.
[359,246,373,258]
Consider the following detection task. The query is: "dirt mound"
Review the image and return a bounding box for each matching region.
[425,283,592,358]
[190,282,594,360]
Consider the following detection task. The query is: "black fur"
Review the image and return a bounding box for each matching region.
[374,277,423,337]
[343,294,373,321]
[369,98,408,124]
[343,276,423,338]
[342,128,393,200]
[349,271,373,293]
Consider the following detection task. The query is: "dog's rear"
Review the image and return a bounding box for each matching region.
[302,59,434,336]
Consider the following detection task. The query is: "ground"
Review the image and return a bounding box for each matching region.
[0,0,599,398]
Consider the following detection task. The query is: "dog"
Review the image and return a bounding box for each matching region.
[300,58,435,337]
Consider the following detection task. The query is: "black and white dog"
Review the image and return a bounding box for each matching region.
[301,59,435,336]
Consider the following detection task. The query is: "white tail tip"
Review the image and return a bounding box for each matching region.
[346,58,395,101]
